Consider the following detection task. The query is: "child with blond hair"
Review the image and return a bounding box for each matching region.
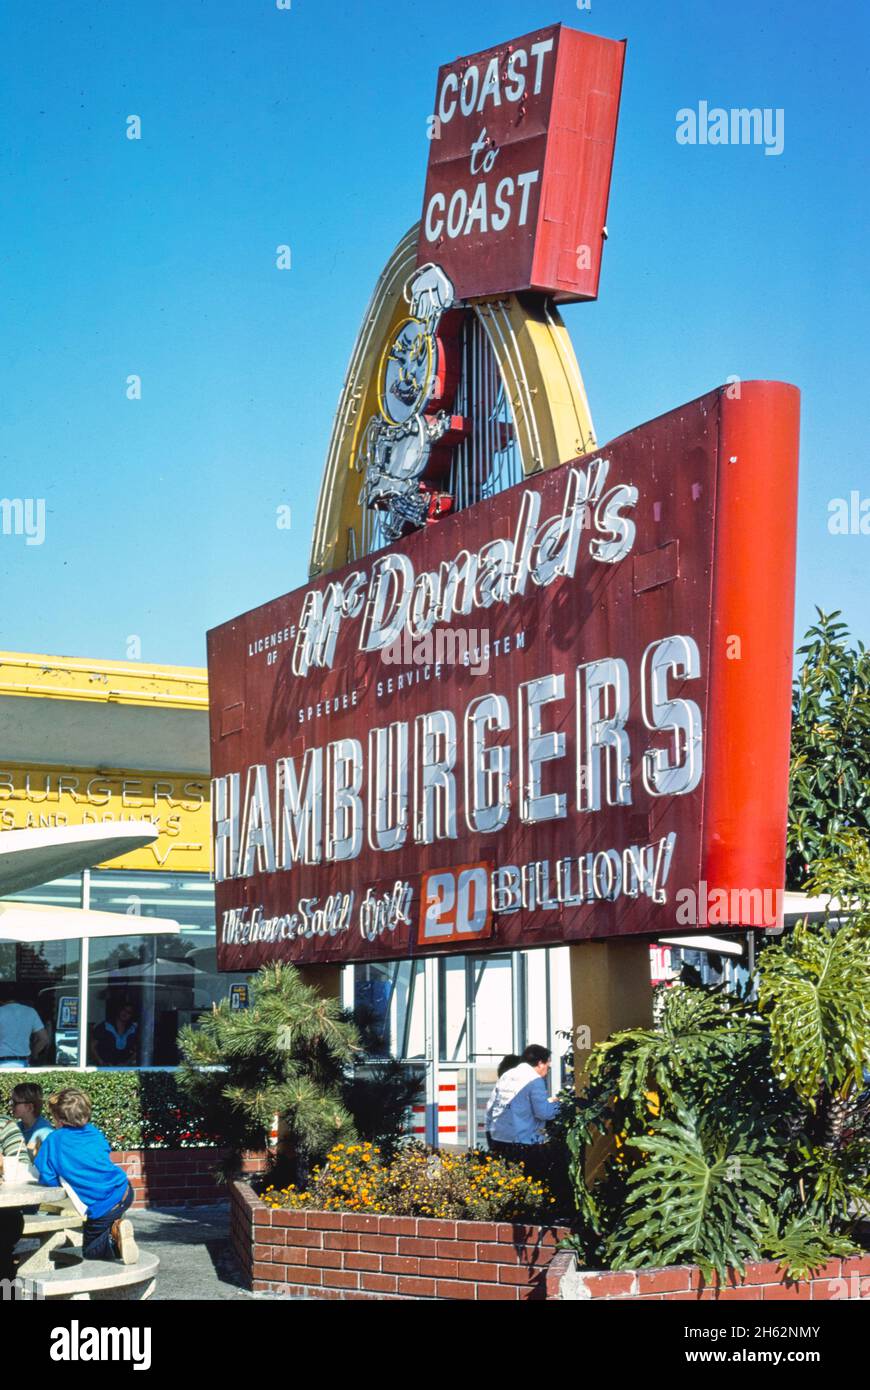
[34,1087,138,1263]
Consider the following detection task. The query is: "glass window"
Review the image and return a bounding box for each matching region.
[439,957,468,1062]
[524,949,549,1050]
[548,946,575,1088]
[474,1063,499,1146]
[470,954,513,1060]
[353,959,426,1060]
[2,875,83,1066]
[87,870,226,1067]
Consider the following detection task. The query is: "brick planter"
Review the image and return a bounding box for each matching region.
[230,1180,570,1300]
[553,1252,870,1301]
[114,1150,266,1208]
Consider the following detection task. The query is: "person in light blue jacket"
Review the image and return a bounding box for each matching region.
[485,1044,560,1180]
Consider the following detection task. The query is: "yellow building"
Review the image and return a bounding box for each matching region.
[0,651,237,1069]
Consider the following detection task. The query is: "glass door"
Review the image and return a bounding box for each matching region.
[345,949,557,1149]
[436,953,520,1148]
[348,958,428,1138]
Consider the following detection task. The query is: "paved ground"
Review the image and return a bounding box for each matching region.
[127,1203,263,1301]
[14,1203,300,1302]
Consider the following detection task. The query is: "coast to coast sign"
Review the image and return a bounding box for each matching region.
[208,383,800,970]
[418,24,625,300]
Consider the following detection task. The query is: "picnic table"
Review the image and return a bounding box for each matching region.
[2,1182,158,1298]
[0,1182,66,1210]
[0,1183,83,1274]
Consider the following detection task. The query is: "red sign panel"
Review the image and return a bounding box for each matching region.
[416,24,625,302]
[208,383,799,972]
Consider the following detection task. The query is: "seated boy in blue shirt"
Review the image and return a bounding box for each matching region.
[35,1086,138,1264]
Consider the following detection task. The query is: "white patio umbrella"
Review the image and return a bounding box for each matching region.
[0,823,180,940]
[0,899,179,942]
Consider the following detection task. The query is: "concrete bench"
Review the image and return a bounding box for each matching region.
[18,1251,159,1301]
[17,1211,84,1274]
[22,1213,84,1236]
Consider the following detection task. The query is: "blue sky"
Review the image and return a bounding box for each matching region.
[0,0,867,668]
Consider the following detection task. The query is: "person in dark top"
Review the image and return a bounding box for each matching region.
[92,1001,139,1066]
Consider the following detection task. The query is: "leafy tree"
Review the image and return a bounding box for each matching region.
[788,609,870,888]
[803,830,870,909]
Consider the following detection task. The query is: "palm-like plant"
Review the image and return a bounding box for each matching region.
[588,986,766,1129]
[759,1207,861,1282]
[609,1109,785,1281]
[756,871,870,1232]
[556,892,870,1278]
[758,915,870,1108]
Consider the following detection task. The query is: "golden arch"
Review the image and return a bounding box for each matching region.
[309,224,597,580]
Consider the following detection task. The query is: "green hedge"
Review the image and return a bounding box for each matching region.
[0,1071,218,1151]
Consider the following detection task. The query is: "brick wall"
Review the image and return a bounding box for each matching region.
[231,1180,570,1301]
[114,1149,266,1208]
[231,1183,870,1302]
[553,1253,870,1301]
